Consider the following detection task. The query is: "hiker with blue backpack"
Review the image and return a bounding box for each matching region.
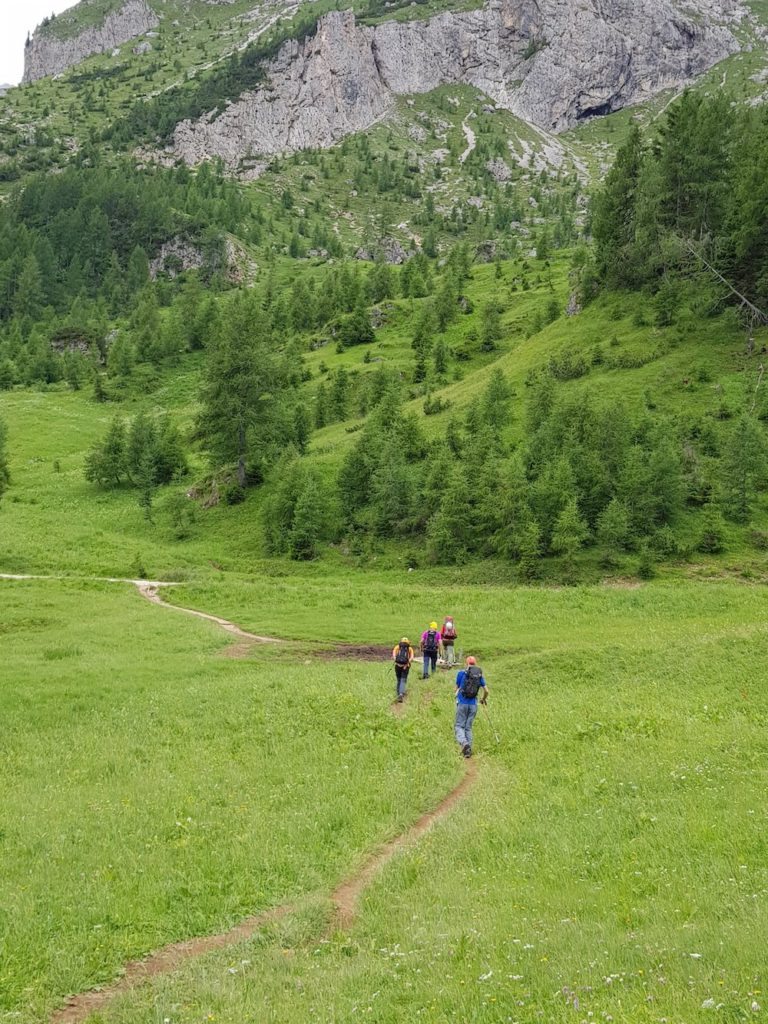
[454,656,488,758]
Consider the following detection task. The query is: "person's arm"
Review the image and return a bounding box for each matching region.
[480,679,489,704]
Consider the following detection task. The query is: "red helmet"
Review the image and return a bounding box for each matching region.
[466,656,476,666]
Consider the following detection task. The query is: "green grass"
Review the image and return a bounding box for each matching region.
[38,0,125,40]
[0,577,457,1019]
[4,574,768,1022]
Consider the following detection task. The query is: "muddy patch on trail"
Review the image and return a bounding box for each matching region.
[314,643,393,662]
[601,577,644,590]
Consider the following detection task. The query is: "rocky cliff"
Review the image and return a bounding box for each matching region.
[173,0,745,167]
[23,0,158,83]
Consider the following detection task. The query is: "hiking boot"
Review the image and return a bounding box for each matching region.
[462,744,472,758]
[397,695,404,703]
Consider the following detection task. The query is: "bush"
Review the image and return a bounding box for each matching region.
[697,504,727,554]
[221,483,246,506]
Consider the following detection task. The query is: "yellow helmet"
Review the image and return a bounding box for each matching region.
[401,636,409,644]
[430,621,438,629]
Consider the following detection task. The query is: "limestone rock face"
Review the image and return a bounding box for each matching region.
[173,0,745,167]
[174,12,394,167]
[23,0,158,83]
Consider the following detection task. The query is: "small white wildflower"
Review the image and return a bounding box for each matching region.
[479,971,493,981]
[752,1002,761,1013]
[701,999,716,1009]
[690,953,703,959]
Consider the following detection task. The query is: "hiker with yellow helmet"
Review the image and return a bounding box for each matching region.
[391,636,414,703]
[420,621,442,679]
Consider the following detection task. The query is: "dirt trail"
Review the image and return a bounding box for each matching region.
[51,905,293,1024]
[52,764,475,1023]
[30,578,478,1022]
[136,583,281,644]
[332,761,477,930]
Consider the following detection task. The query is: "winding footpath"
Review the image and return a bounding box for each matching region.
[1,573,477,1022]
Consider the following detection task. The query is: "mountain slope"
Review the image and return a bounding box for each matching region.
[172,0,747,167]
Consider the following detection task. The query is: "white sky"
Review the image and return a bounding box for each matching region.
[1,1,75,85]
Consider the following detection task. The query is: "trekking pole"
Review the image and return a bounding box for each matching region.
[481,701,500,745]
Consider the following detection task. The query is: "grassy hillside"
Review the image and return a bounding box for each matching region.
[2,248,767,582]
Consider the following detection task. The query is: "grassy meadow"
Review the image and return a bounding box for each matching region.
[2,573,768,1022]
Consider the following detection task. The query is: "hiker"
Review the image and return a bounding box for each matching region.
[454,656,487,758]
[392,636,414,702]
[420,621,442,679]
[441,615,458,667]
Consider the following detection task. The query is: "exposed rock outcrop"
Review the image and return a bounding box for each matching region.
[23,0,158,83]
[173,0,745,167]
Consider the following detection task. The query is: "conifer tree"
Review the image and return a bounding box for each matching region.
[293,403,311,455]
[315,382,329,429]
[371,435,412,537]
[480,301,503,352]
[597,497,630,566]
[697,500,728,553]
[517,519,542,580]
[84,416,126,487]
[592,124,644,286]
[197,292,289,487]
[290,475,324,560]
[434,275,458,332]
[427,465,469,564]
[551,496,589,576]
[15,254,43,322]
[330,367,350,420]
[494,454,533,560]
[720,414,768,522]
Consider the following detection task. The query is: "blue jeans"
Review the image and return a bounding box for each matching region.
[422,652,438,677]
[454,702,478,749]
[395,666,409,697]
